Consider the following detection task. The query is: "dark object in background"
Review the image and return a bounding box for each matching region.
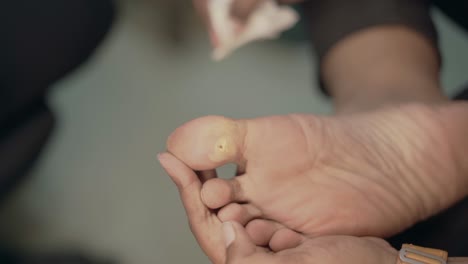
[0,0,115,263]
[387,86,468,255]
[0,247,114,264]
[432,0,468,33]
[455,84,468,101]
[0,0,115,201]
[388,189,468,257]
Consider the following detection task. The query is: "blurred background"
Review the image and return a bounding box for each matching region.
[0,0,467,263]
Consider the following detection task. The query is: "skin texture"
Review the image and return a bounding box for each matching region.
[159,152,398,264]
[173,1,468,261]
[223,221,397,264]
[166,104,467,242]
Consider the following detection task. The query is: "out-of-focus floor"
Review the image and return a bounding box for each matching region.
[0,1,467,263]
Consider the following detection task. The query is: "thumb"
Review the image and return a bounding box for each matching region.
[223,222,256,262]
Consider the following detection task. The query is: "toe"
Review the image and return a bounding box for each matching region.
[269,228,304,252]
[201,176,249,209]
[167,116,247,171]
[196,169,217,183]
[218,203,262,225]
[245,219,283,246]
[245,219,303,251]
[201,178,231,209]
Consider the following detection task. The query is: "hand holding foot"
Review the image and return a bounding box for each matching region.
[158,152,398,264]
[158,153,226,263]
[223,221,397,264]
[166,104,468,238]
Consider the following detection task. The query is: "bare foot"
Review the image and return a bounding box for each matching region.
[158,153,396,263]
[166,104,465,238]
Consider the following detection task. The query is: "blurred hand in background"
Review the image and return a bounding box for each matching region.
[192,0,302,46]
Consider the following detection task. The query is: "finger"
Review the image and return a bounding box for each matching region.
[218,203,263,225]
[158,152,206,218]
[230,0,265,23]
[201,176,251,209]
[224,222,274,263]
[166,116,248,171]
[196,169,217,183]
[269,228,304,252]
[158,152,225,263]
[246,219,284,246]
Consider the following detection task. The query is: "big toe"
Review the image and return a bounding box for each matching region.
[166,116,247,171]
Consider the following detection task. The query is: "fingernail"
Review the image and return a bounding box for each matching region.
[222,222,235,247]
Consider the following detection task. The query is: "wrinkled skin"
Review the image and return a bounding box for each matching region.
[159,152,397,264]
[166,104,461,241]
[223,221,397,264]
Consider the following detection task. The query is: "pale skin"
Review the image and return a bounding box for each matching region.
[161,0,468,262]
